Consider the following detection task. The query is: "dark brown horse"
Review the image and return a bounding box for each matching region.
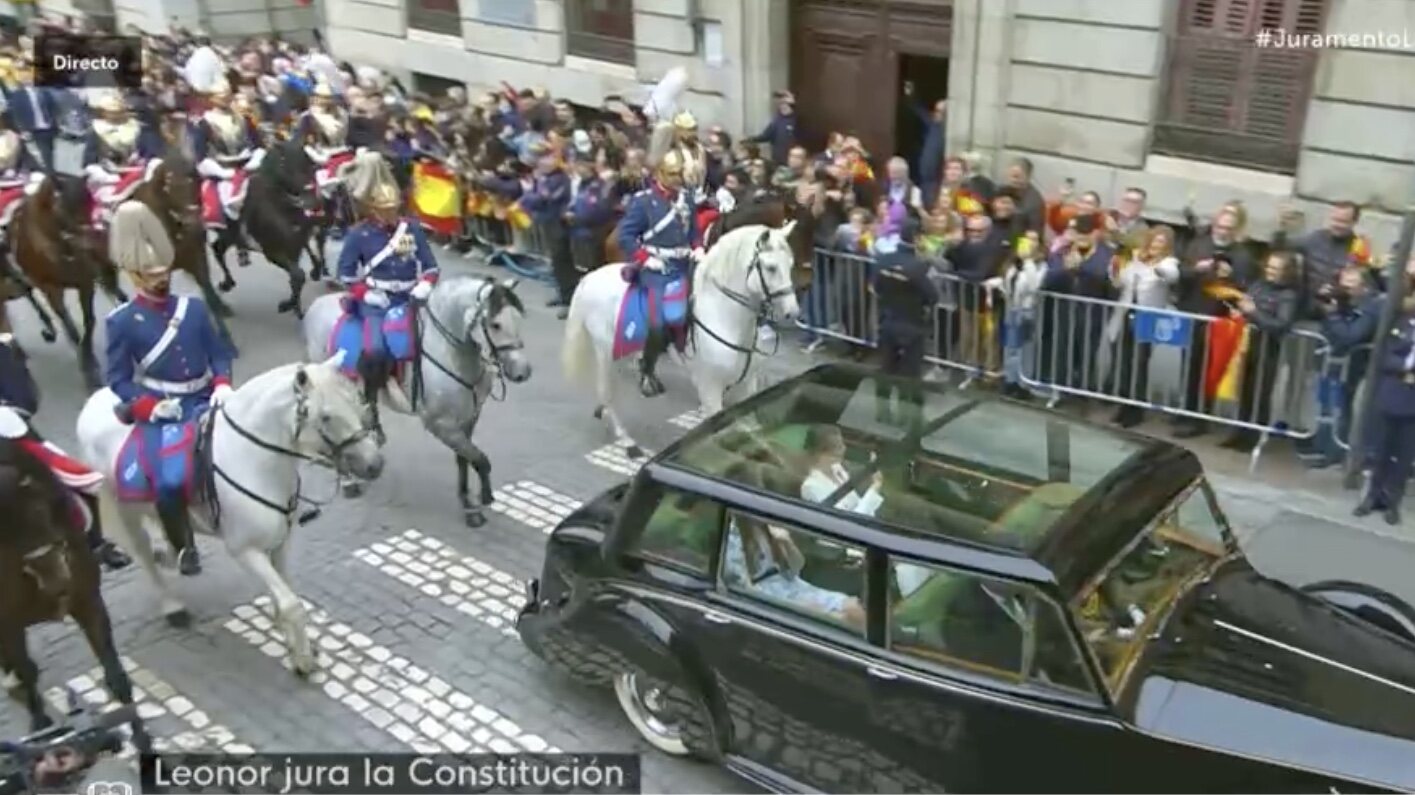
[0,433,149,750]
[10,175,126,388]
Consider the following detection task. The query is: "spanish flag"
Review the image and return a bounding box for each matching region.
[493,199,532,231]
[1350,234,1373,267]
[1205,315,1248,402]
[410,160,461,237]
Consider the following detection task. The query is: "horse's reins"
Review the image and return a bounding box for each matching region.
[209,389,375,522]
[690,235,790,388]
[416,283,520,403]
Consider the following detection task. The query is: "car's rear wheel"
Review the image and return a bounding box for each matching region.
[614,671,690,756]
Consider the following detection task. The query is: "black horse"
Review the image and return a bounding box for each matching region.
[210,138,320,317]
[0,341,149,750]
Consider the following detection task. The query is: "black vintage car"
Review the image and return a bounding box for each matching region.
[517,365,1415,793]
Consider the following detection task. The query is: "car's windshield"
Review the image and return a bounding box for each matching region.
[1071,479,1230,692]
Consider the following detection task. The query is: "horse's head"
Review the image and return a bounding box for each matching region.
[730,223,800,322]
[438,277,532,383]
[0,441,72,605]
[292,355,385,481]
[266,140,319,212]
[146,158,202,238]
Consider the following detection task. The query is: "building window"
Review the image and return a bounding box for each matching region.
[1153,0,1329,173]
[408,0,460,37]
[565,0,635,65]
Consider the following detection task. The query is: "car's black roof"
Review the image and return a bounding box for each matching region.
[649,364,1204,595]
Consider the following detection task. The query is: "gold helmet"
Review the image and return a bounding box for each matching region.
[656,149,686,181]
[367,180,400,210]
[672,110,697,131]
[312,77,336,99]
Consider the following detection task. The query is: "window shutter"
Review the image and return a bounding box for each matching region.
[1155,0,1329,172]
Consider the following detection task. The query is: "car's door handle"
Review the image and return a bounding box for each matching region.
[866,665,899,680]
[703,611,732,625]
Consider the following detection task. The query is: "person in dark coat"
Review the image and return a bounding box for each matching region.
[1172,206,1255,438]
[1222,251,1299,452]
[520,150,571,309]
[744,90,796,166]
[558,157,614,317]
[2,62,57,171]
[1295,265,1382,468]
[872,214,938,429]
[1040,214,1115,392]
[1356,272,1415,526]
[902,81,945,190]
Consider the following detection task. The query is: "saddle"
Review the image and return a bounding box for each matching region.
[114,417,205,503]
[328,302,419,378]
[612,275,690,361]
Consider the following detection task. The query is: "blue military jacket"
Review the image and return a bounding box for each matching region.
[617,182,697,266]
[566,178,613,240]
[105,294,233,405]
[337,218,439,297]
[520,170,571,226]
[1377,313,1415,419]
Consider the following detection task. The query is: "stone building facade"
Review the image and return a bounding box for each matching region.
[29,0,1415,248]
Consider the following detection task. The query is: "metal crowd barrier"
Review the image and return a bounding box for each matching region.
[465,213,558,285]
[796,246,1336,471]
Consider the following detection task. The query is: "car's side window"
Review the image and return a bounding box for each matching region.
[719,510,866,636]
[889,559,1094,695]
[628,487,723,576]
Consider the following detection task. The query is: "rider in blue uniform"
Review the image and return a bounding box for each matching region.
[105,201,234,576]
[617,149,701,398]
[335,178,439,403]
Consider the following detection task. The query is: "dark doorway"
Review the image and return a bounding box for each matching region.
[895,54,949,185]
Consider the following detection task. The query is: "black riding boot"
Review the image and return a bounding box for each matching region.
[157,497,200,576]
[639,331,666,398]
[78,495,131,570]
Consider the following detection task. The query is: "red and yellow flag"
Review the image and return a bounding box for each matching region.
[410,161,461,236]
[1205,315,1248,401]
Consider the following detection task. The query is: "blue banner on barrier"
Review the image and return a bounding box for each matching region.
[1133,311,1193,347]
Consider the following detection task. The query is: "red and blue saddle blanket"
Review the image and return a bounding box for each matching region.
[613,277,689,361]
[115,421,200,503]
[328,304,417,378]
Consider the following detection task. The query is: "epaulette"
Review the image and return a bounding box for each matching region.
[105,300,132,319]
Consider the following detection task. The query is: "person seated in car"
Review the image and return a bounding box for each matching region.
[722,462,866,628]
[800,424,883,516]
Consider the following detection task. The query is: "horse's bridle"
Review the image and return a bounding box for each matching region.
[417,282,523,400]
[211,386,377,520]
[692,234,791,381]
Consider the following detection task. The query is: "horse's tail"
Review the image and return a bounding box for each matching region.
[561,281,595,389]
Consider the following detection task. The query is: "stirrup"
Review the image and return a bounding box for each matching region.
[177,546,201,576]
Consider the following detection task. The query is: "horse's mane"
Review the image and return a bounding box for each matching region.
[694,224,779,296]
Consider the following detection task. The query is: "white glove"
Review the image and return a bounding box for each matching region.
[691,247,706,263]
[363,289,390,308]
[209,384,233,407]
[410,280,433,302]
[643,256,666,273]
[151,398,183,422]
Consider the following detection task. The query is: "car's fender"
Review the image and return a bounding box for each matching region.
[1301,579,1415,643]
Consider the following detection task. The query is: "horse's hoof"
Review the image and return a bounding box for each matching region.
[464,510,486,528]
[626,445,645,460]
[277,300,296,314]
[342,482,365,499]
[218,279,235,293]
[177,548,201,576]
[480,491,495,506]
[165,609,192,628]
[40,329,56,343]
[292,659,317,679]
[592,406,604,420]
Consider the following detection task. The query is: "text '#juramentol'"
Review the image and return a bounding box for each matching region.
[34,34,144,90]
[136,752,643,794]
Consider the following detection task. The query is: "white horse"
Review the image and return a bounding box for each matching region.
[563,223,800,456]
[301,276,532,527]
[76,354,384,676]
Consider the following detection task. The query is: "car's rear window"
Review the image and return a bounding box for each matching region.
[664,368,1148,553]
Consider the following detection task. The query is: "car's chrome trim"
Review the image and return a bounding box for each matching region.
[616,582,1115,724]
[1215,619,1415,697]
